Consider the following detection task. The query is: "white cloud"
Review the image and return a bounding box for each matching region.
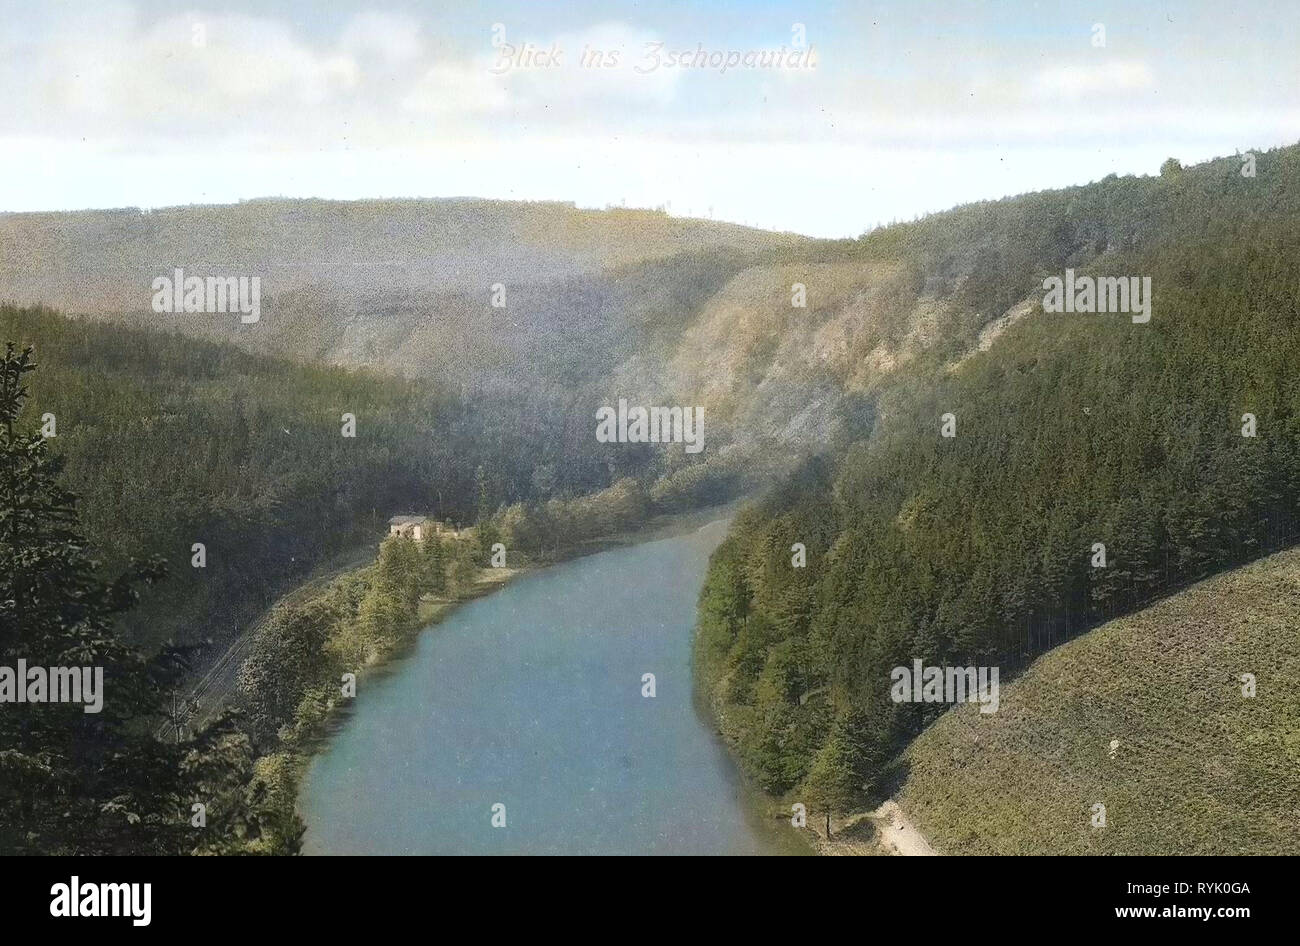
[402,64,508,115]
[1030,61,1155,101]
[340,11,423,65]
[0,3,1294,234]
[0,9,688,143]
[8,9,362,136]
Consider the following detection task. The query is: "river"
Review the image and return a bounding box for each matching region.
[298,515,808,855]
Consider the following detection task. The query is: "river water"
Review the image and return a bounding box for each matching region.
[299,516,806,855]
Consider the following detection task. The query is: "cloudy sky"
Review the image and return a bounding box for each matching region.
[1,0,1297,236]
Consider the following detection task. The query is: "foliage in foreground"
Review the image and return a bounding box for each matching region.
[0,344,288,854]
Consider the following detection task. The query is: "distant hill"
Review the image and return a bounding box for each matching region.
[896,546,1300,855]
[0,202,820,654]
[0,196,982,454]
[0,199,806,391]
[0,198,801,312]
[11,151,1300,461]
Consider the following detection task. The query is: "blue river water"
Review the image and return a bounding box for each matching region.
[299,516,806,855]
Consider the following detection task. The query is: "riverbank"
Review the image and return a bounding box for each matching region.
[221,497,758,853]
[230,526,517,852]
[159,535,385,739]
[296,502,814,855]
[797,801,940,856]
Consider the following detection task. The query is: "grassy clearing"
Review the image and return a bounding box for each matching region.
[896,547,1300,855]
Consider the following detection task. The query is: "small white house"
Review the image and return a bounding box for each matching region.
[388,515,430,541]
[387,515,461,542]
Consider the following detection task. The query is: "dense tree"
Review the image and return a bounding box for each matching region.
[801,723,860,838]
[697,143,1300,808]
[0,344,272,854]
[421,534,447,596]
[1,304,753,658]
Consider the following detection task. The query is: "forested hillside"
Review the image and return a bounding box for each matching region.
[695,143,1300,818]
[0,196,982,457]
[0,305,469,651]
[0,305,748,654]
[0,343,284,854]
[6,191,1121,467]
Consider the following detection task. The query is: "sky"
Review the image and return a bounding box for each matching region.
[1,0,1297,237]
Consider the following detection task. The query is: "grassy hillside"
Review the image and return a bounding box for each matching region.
[695,142,1300,811]
[896,546,1300,855]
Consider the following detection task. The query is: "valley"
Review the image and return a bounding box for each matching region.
[6,143,1300,856]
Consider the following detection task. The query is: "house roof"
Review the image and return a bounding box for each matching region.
[388,515,429,526]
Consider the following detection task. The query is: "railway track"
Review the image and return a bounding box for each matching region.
[155,608,269,741]
[155,541,380,741]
